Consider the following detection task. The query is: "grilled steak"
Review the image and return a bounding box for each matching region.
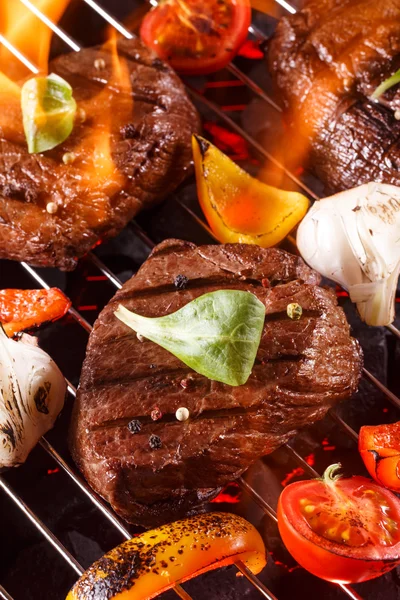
[268,0,400,193]
[0,38,199,270]
[70,239,363,526]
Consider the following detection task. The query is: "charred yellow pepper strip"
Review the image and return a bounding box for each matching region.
[193,135,309,247]
[67,512,266,600]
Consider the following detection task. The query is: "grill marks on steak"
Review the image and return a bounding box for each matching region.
[0,38,199,270]
[268,0,400,193]
[70,240,362,526]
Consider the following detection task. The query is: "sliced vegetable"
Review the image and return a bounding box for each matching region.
[115,290,265,386]
[0,288,71,337]
[21,73,77,154]
[192,135,309,247]
[66,512,266,600]
[0,327,66,467]
[140,0,251,75]
[359,421,400,492]
[277,464,400,583]
[297,182,400,326]
[372,69,400,100]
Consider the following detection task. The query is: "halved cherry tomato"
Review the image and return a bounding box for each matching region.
[0,288,71,336]
[140,0,251,75]
[277,465,400,583]
[359,421,400,492]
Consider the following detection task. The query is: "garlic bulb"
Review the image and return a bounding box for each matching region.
[0,328,66,467]
[297,182,400,326]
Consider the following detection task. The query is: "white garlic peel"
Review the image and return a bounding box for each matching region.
[297,182,400,326]
[0,328,66,467]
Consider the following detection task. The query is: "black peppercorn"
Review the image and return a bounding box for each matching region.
[121,123,137,139]
[149,434,162,449]
[128,419,142,434]
[174,274,188,290]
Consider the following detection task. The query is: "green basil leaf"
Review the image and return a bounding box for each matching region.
[21,73,77,154]
[115,290,265,387]
[371,68,400,100]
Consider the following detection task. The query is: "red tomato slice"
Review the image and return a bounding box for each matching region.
[359,421,400,492]
[140,0,251,75]
[277,467,400,583]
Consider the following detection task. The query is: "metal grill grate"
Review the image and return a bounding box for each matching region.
[0,1,399,599]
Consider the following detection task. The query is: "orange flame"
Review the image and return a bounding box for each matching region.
[80,30,132,184]
[0,0,134,232]
[67,28,133,223]
[0,0,72,78]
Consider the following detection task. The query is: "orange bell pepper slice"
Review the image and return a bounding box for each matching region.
[66,512,266,600]
[359,421,400,492]
[0,288,71,336]
[192,135,309,247]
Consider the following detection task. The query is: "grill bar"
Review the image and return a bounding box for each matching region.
[18,0,80,52]
[88,252,123,290]
[82,0,134,39]
[226,63,282,113]
[0,3,398,600]
[387,323,400,340]
[236,560,279,600]
[8,157,385,600]
[238,477,278,524]
[0,34,38,73]
[274,0,297,14]
[363,368,400,410]
[329,410,359,443]
[20,262,93,333]
[38,434,133,539]
[0,585,14,600]
[0,476,84,577]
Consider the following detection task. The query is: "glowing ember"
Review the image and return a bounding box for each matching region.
[281,467,304,487]
[237,40,263,60]
[322,437,336,452]
[203,121,250,160]
[305,453,315,467]
[270,551,301,573]
[211,482,241,504]
[76,30,133,201]
[47,467,59,475]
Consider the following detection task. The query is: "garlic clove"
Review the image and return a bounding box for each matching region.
[297,183,400,327]
[0,327,66,467]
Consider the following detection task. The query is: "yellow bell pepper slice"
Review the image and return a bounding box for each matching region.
[66,512,266,600]
[193,135,309,247]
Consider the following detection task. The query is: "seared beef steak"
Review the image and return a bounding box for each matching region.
[268,0,400,193]
[70,240,363,526]
[0,38,199,270]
